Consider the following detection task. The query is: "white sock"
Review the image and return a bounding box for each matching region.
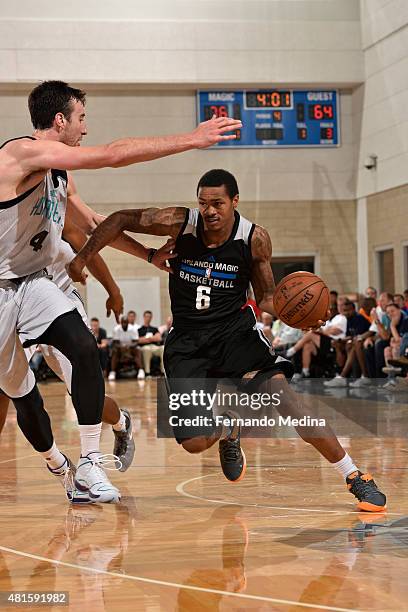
[41,442,66,471]
[286,347,296,358]
[302,368,310,376]
[331,452,359,479]
[79,423,102,457]
[112,410,127,432]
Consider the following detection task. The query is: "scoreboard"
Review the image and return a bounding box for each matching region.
[197,90,339,148]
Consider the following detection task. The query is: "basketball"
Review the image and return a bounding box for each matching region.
[273,271,329,329]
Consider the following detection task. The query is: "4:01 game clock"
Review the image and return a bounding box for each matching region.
[198,90,339,148]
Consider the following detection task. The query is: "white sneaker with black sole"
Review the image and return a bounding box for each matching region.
[75,453,121,504]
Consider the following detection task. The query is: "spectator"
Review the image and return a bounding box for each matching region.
[90,317,109,376]
[272,321,302,354]
[138,310,164,376]
[365,286,378,300]
[329,290,339,311]
[108,316,143,381]
[393,294,408,315]
[358,297,377,324]
[127,310,139,330]
[404,289,408,310]
[364,292,393,378]
[286,303,347,379]
[382,303,408,388]
[324,300,371,387]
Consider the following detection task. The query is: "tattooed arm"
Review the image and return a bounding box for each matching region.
[68,207,187,282]
[250,225,277,316]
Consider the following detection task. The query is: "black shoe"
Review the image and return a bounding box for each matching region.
[113,409,135,472]
[346,471,387,512]
[219,413,246,483]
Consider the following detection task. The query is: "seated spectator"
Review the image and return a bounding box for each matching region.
[286,304,347,379]
[358,297,377,324]
[272,321,302,354]
[127,310,139,330]
[90,317,109,375]
[324,300,371,387]
[382,303,408,388]
[108,316,143,381]
[138,310,164,376]
[329,290,339,313]
[363,292,393,378]
[393,294,408,315]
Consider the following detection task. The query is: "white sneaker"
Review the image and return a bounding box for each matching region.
[75,453,121,504]
[324,375,347,387]
[108,371,116,381]
[349,377,371,388]
[137,369,145,380]
[48,455,91,504]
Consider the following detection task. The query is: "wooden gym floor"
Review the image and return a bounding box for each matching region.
[0,379,407,611]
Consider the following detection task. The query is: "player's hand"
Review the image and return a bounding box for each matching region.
[67,256,87,284]
[152,238,177,273]
[192,116,242,148]
[106,291,124,323]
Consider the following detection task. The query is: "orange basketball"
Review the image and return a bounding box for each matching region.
[273,271,329,329]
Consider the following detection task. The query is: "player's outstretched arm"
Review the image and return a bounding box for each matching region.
[68,207,187,282]
[66,176,176,271]
[62,216,124,322]
[18,116,242,172]
[250,225,277,316]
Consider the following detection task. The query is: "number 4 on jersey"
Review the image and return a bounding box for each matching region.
[196,285,211,310]
[30,230,49,252]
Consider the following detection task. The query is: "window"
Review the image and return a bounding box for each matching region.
[272,256,314,285]
[376,248,394,294]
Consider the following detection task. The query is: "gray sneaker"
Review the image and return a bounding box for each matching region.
[113,409,135,472]
[48,455,91,504]
[324,375,347,387]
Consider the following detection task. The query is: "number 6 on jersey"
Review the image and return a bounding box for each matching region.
[196,285,211,310]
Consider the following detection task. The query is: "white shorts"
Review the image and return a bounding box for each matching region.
[0,271,75,398]
[23,285,89,395]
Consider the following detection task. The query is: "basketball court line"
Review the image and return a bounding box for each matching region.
[0,544,360,612]
[176,473,402,516]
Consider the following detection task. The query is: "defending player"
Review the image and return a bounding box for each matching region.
[69,168,387,512]
[0,81,241,504]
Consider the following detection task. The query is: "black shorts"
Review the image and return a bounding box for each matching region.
[163,308,294,442]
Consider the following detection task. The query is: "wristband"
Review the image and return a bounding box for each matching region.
[147,248,157,264]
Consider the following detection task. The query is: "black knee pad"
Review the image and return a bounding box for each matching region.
[12,385,54,452]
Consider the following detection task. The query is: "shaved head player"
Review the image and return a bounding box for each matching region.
[70,169,387,513]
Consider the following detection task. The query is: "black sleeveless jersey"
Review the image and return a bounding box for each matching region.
[169,209,255,328]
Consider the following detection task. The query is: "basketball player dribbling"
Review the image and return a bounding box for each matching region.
[0,81,241,504]
[70,169,387,513]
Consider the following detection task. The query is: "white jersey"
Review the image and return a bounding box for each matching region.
[0,136,67,279]
[49,238,76,294]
